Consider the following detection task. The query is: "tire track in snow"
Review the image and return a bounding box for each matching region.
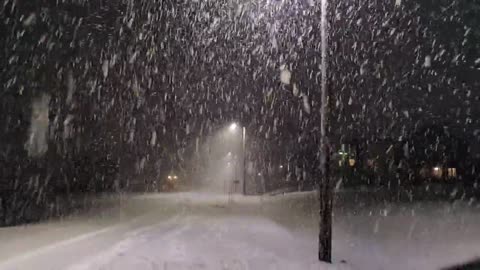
[0,212,176,270]
[66,214,193,270]
[0,226,117,270]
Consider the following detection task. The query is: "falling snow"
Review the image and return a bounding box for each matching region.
[0,0,479,269]
[424,55,432,68]
[24,94,50,157]
[280,67,292,85]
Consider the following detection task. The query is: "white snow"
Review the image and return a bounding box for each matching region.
[0,192,479,270]
[424,55,432,68]
[303,95,311,114]
[63,114,74,139]
[292,83,300,97]
[102,60,109,78]
[150,130,157,146]
[129,51,139,64]
[23,13,36,26]
[66,70,75,105]
[25,94,50,157]
[280,67,292,85]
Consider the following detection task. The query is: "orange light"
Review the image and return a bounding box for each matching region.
[349,159,356,167]
[432,167,443,178]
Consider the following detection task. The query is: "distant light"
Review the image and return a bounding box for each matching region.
[447,168,457,178]
[257,173,262,176]
[348,159,356,167]
[279,165,284,169]
[433,167,443,178]
[229,123,238,132]
[227,152,232,156]
[168,175,172,180]
[173,175,178,179]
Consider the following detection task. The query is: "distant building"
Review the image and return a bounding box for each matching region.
[334,123,476,187]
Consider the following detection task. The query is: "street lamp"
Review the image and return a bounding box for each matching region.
[229,123,238,132]
[228,122,247,195]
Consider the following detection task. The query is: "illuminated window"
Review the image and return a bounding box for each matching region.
[447,168,457,178]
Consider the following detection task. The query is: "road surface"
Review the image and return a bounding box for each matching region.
[0,192,479,270]
[0,193,336,270]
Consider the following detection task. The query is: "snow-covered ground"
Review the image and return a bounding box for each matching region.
[0,192,479,270]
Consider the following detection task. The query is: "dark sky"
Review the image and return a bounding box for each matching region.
[329,0,480,142]
[1,0,479,177]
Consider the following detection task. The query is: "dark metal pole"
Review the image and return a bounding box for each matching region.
[242,126,246,195]
[319,0,332,262]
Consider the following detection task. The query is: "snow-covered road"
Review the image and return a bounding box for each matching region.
[0,193,337,270]
[0,192,479,270]
[66,213,331,270]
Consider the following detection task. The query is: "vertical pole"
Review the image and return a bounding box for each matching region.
[242,126,246,195]
[319,0,332,263]
[234,163,237,193]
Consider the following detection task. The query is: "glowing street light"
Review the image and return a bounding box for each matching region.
[229,123,238,132]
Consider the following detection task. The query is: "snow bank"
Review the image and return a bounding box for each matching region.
[260,191,480,270]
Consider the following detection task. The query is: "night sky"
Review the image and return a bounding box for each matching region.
[0,0,479,192]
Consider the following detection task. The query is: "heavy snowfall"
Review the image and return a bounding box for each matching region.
[1,0,480,269]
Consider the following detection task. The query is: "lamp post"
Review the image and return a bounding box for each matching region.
[319,0,332,262]
[242,126,246,195]
[229,123,247,195]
